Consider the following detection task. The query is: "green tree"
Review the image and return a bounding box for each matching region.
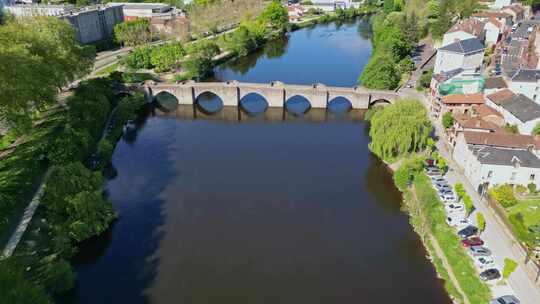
[114,19,152,47]
[359,54,400,89]
[97,139,114,169]
[66,191,116,242]
[184,40,221,79]
[42,162,103,222]
[39,258,76,294]
[0,260,51,304]
[47,126,92,165]
[442,112,454,129]
[502,258,518,279]
[150,42,186,72]
[67,85,111,140]
[259,0,288,30]
[369,99,432,161]
[226,24,258,57]
[418,69,433,89]
[0,16,95,131]
[532,122,540,135]
[383,0,395,13]
[123,46,154,70]
[476,212,486,233]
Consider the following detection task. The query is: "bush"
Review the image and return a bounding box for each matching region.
[97,139,114,168]
[47,127,92,165]
[476,212,485,232]
[455,183,465,198]
[442,112,454,129]
[150,42,186,72]
[489,185,518,208]
[417,69,433,89]
[41,258,76,294]
[123,46,153,70]
[502,258,518,279]
[528,182,537,194]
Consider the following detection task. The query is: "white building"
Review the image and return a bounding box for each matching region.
[496,94,540,135]
[309,0,354,12]
[107,2,178,20]
[491,0,514,9]
[484,18,503,45]
[434,37,485,74]
[453,131,540,189]
[4,3,75,17]
[509,69,540,104]
[442,19,485,47]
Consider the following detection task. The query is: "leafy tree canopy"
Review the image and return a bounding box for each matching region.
[359,54,400,89]
[0,260,51,304]
[369,99,432,161]
[0,16,95,132]
[114,19,153,47]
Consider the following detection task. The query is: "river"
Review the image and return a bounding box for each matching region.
[61,18,452,304]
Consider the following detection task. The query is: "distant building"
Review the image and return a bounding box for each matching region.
[502,4,526,23]
[3,4,124,44]
[434,37,485,74]
[440,93,486,114]
[309,0,354,12]
[491,0,515,10]
[448,104,505,146]
[472,11,513,29]
[150,15,189,41]
[496,94,540,135]
[4,3,75,17]
[107,2,179,21]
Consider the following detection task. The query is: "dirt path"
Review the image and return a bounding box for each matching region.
[410,187,471,304]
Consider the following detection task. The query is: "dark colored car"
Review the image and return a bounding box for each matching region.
[461,236,484,247]
[458,225,478,239]
[480,268,501,281]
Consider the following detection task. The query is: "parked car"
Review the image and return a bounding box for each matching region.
[461,236,484,247]
[458,225,478,238]
[435,183,452,192]
[475,256,495,269]
[440,193,457,203]
[430,176,446,184]
[446,216,470,228]
[469,246,492,257]
[490,295,520,304]
[445,203,464,213]
[426,167,441,176]
[480,268,501,281]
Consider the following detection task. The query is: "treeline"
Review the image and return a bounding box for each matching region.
[359,10,418,89]
[121,0,288,79]
[0,16,146,302]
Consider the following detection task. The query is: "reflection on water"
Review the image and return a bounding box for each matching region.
[239,93,268,115]
[63,18,452,304]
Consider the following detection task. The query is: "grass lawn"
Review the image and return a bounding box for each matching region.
[508,199,540,228]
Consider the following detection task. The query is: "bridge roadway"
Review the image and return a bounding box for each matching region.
[143,80,400,110]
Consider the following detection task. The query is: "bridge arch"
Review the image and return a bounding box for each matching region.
[328,96,353,113]
[195,91,224,114]
[285,95,311,115]
[369,98,392,108]
[239,92,269,114]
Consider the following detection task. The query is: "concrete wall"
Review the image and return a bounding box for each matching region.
[484,22,500,45]
[63,5,123,44]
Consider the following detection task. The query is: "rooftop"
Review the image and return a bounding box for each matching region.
[500,94,540,122]
[473,11,512,19]
[511,69,540,82]
[439,37,485,54]
[486,89,515,105]
[442,93,485,105]
[454,114,501,131]
[470,145,540,168]
[484,77,507,89]
[463,131,538,149]
[446,19,486,36]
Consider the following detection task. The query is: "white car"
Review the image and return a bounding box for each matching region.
[446,216,470,229]
[475,256,495,269]
[426,167,442,176]
[435,183,452,192]
[440,193,457,203]
[431,176,446,184]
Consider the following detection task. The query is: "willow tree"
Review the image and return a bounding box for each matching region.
[369,99,432,161]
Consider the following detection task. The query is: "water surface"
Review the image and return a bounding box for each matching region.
[62,19,452,304]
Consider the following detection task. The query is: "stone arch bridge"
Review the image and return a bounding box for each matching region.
[143,81,400,110]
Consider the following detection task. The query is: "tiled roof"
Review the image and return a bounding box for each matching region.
[500,94,540,122]
[463,131,538,149]
[473,11,512,19]
[474,104,503,119]
[454,114,501,131]
[484,77,507,89]
[442,93,485,105]
[486,17,502,29]
[486,89,515,105]
[447,19,486,36]
[433,68,464,83]
[470,145,540,168]
[439,37,485,54]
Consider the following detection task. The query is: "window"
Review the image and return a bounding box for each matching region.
[487,171,493,178]
[511,172,517,180]
[531,174,536,181]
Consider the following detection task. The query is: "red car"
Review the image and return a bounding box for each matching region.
[461,237,484,248]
